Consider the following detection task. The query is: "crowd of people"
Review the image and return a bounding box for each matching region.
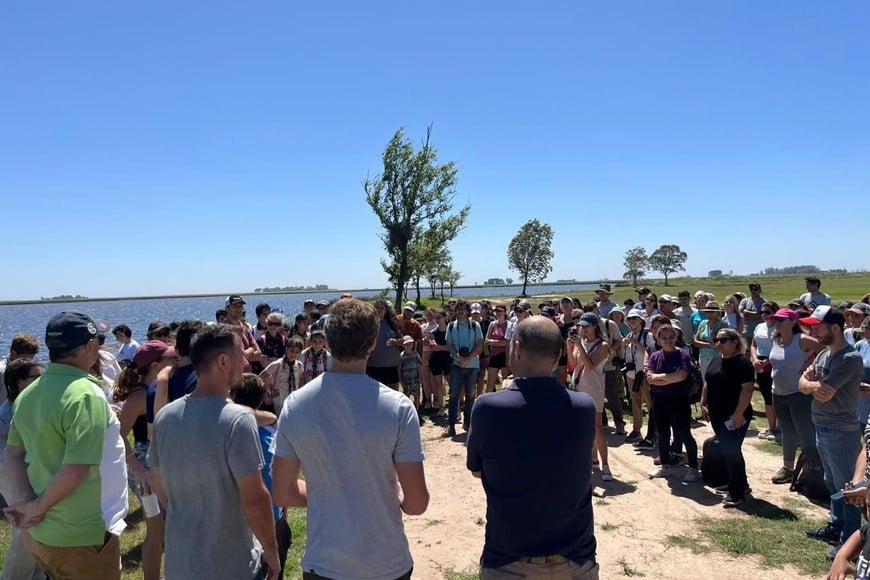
[0,276,869,579]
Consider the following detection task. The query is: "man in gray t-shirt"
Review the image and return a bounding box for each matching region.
[798,306,863,551]
[739,283,766,341]
[272,298,429,580]
[149,325,279,580]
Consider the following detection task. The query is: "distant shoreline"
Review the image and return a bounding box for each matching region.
[0,281,612,306]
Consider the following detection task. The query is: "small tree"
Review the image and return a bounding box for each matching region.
[507,219,554,296]
[648,244,688,286]
[622,247,648,288]
[365,126,470,309]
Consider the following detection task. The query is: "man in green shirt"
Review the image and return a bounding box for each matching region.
[4,312,128,580]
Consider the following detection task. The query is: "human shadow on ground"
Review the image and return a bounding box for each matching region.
[591,477,637,498]
[734,497,800,520]
[663,477,725,506]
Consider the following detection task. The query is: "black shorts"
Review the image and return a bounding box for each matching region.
[489,351,507,369]
[366,365,399,385]
[558,354,568,367]
[429,353,452,376]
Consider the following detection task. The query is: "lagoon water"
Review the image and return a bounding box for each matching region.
[0,283,598,356]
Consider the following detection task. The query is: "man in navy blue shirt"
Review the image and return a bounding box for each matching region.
[467,315,599,579]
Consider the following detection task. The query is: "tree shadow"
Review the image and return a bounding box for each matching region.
[126,504,145,528]
[122,535,143,572]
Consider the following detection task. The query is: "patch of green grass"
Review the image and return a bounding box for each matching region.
[443,567,478,580]
[595,499,611,507]
[664,534,711,554]
[617,558,646,577]
[751,440,783,456]
[600,522,619,531]
[426,518,444,527]
[697,502,830,576]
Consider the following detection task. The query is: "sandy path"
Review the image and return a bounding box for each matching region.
[403,415,830,579]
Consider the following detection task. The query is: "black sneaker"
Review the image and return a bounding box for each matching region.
[442,426,457,438]
[807,524,841,544]
[625,431,642,442]
[634,438,656,450]
[771,466,794,485]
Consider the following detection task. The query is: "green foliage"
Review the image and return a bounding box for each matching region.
[622,246,648,288]
[647,244,688,286]
[507,219,554,296]
[364,125,470,309]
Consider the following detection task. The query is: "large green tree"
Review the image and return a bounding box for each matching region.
[365,126,470,309]
[507,219,554,296]
[648,244,688,286]
[622,246,648,288]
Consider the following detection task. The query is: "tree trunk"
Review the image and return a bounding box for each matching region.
[521,274,528,297]
[663,273,669,286]
[414,275,421,306]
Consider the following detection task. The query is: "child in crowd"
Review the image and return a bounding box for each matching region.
[231,373,292,579]
[260,337,305,414]
[400,335,424,425]
[300,330,330,386]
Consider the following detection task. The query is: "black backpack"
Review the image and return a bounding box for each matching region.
[684,360,703,404]
[701,436,729,488]
[790,448,829,503]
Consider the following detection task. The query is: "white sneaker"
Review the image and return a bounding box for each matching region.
[683,468,701,483]
[648,466,670,478]
[601,466,613,481]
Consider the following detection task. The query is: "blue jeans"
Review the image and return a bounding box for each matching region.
[711,418,750,500]
[448,365,479,427]
[815,424,862,543]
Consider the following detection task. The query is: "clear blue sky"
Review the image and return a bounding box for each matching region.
[2,2,868,300]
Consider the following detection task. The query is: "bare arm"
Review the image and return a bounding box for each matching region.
[6,464,90,528]
[154,365,172,418]
[118,389,150,492]
[237,471,280,580]
[575,342,611,369]
[3,445,35,505]
[394,461,429,516]
[271,456,308,507]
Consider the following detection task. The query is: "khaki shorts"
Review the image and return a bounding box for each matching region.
[25,531,121,580]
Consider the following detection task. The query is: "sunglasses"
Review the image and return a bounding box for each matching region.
[715,337,734,344]
[760,311,773,315]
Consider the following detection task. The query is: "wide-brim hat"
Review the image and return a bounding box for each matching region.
[700,301,723,313]
[596,283,613,295]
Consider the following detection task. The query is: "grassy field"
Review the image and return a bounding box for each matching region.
[409,272,869,312]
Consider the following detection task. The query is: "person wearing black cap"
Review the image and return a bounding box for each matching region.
[225,295,264,373]
[5,312,128,580]
[799,306,864,559]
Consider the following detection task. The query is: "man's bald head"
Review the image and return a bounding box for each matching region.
[510,315,562,376]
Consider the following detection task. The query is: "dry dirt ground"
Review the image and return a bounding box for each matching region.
[401,413,831,580]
